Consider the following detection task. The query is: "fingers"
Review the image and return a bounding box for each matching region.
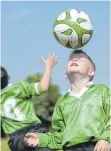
[24,136,29,145]
[94,141,110,151]
[41,57,45,64]
[48,52,56,60]
[51,53,58,65]
[94,142,99,151]
[109,145,111,151]
[24,133,38,148]
[97,146,102,151]
[24,133,33,138]
[24,138,34,148]
[105,147,109,151]
[42,52,58,67]
[48,52,51,59]
[53,56,58,65]
[24,133,34,146]
[51,52,56,60]
[24,137,27,142]
[42,52,57,61]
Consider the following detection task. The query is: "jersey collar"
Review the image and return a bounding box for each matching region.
[68,81,94,98]
[1,83,12,93]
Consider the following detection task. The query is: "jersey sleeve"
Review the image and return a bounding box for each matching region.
[38,97,65,149]
[98,86,111,143]
[19,81,44,98]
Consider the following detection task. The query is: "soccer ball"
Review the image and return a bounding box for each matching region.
[53,9,93,49]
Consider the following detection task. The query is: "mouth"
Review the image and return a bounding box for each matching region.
[71,63,78,67]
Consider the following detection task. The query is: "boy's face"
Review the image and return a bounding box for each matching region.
[67,53,94,78]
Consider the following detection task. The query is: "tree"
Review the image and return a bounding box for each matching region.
[26,73,62,151]
[26,73,61,129]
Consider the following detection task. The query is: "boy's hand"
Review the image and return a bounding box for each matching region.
[42,52,57,69]
[94,140,111,151]
[24,133,39,148]
[40,52,57,91]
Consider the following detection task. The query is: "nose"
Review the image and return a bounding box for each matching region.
[72,58,77,62]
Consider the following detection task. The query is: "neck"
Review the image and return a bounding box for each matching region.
[69,74,90,93]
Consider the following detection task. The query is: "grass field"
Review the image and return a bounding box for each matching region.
[1,137,10,151]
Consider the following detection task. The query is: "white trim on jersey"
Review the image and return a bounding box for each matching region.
[1,83,12,93]
[34,82,40,95]
[63,82,94,98]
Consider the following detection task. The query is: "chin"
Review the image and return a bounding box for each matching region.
[68,70,79,75]
[70,69,79,72]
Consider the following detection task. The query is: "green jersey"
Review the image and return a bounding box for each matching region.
[1,81,43,134]
[38,84,110,149]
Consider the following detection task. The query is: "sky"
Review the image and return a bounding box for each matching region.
[1,1,110,92]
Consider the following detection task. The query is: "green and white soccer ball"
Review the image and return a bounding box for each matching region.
[53,9,93,49]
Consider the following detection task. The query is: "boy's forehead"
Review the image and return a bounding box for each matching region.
[69,53,88,60]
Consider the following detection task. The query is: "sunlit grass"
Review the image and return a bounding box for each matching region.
[1,137,10,151]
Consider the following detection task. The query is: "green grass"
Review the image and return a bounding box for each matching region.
[1,137,11,151]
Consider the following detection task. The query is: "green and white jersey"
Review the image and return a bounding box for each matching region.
[38,84,110,149]
[1,81,43,134]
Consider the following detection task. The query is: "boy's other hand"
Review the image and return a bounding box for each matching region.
[24,133,39,148]
[94,140,111,151]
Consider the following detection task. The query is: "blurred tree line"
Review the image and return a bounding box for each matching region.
[1,72,61,137]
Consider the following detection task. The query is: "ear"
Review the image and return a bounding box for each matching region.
[88,69,95,77]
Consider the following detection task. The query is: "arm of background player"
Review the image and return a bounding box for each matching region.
[19,52,57,98]
[40,52,57,92]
